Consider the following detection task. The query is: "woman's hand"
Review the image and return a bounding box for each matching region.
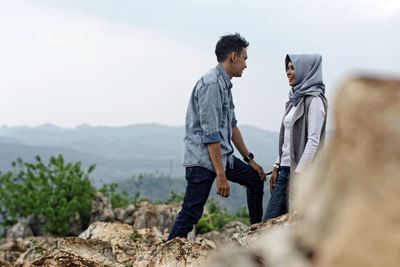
[269,166,279,193]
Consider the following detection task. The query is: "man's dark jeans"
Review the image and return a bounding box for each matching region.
[168,156,264,240]
[263,166,291,220]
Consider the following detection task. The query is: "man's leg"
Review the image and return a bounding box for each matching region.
[225,156,264,224]
[168,166,214,240]
[263,166,290,220]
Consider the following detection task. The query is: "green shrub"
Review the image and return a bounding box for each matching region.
[100,183,130,208]
[164,190,185,204]
[195,198,249,234]
[100,183,144,208]
[0,155,96,236]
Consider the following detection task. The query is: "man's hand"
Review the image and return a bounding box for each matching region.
[269,167,279,193]
[248,160,266,181]
[216,173,230,198]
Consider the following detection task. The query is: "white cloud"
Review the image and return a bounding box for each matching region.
[353,0,400,20]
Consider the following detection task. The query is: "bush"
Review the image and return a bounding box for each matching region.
[164,190,185,204]
[100,183,130,208]
[195,198,249,234]
[100,183,143,208]
[0,155,96,236]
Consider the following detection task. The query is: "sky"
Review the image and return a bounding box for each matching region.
[0,0,399,131]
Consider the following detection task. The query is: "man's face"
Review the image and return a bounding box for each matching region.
[232,48,248,77]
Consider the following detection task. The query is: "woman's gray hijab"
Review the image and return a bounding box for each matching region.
[286,54,326,107]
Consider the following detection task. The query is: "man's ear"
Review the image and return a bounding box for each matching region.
[230,52,237,63]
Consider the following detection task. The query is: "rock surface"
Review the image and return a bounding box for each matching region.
[199,221,248,247]
[231,213,296,247]
[131,202,181,233]
[79,221,163,264]
[90,192,116,223]
[0,221,219,266]
[6,219,33,240]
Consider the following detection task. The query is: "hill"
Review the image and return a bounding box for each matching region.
[0,123,279,184]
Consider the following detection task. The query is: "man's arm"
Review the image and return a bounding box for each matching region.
[197,83,230,198]
[207,143,230,197]
[232,126,250,158]
[232,126,266,181]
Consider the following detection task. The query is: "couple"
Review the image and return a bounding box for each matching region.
[168,33,328,240]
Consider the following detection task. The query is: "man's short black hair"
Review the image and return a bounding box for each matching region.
[215,33,249,62]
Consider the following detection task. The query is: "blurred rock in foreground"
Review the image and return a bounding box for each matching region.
[207,78,400,267]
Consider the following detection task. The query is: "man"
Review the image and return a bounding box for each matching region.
[168,33,265,240]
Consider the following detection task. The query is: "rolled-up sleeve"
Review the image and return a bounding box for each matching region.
[198,83,223,144]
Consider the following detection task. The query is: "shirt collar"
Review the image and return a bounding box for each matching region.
[216,64,232,89]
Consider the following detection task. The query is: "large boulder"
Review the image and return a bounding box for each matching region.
[199,220,249,247]
[114,204,136,224]
[79,221,215,266]
[231,213,296,247]
[135,237,215,267]
[79,221,163,264]
[291,78,400,267]
[6,219,33,240]
[20,237,121,267]
[0,238,32,265]
[130,202,181,233]
[14,237,57,266]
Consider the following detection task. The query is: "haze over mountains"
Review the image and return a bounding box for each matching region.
[0,123,279,185]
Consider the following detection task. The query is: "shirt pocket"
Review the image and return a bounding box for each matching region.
[221,102,229,128]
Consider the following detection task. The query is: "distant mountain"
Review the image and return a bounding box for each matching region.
[0,123,279,184]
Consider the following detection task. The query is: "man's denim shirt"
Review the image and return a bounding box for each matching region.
[182,65,237,172]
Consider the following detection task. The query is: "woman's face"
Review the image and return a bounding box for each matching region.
[287,61,296,87]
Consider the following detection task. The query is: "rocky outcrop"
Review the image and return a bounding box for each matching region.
[90,196,181,235]
[114,204,136,224]
[0,221,217,266]
[8,214,82,239]
[17,237,120,267]
[136,237,215,267]
[78,221,214,266]
[90,192,116,223]
[0,204,294,266]
[0,238,31,264]
[199,220,248,247]
[6,192,181,243]
[131,202,181,233]
[14,237,57,266]
[79,221,163,264]
[232,213,296,246]
[6,219,33,240]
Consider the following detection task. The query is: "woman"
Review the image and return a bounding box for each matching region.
[264,54,328,220]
